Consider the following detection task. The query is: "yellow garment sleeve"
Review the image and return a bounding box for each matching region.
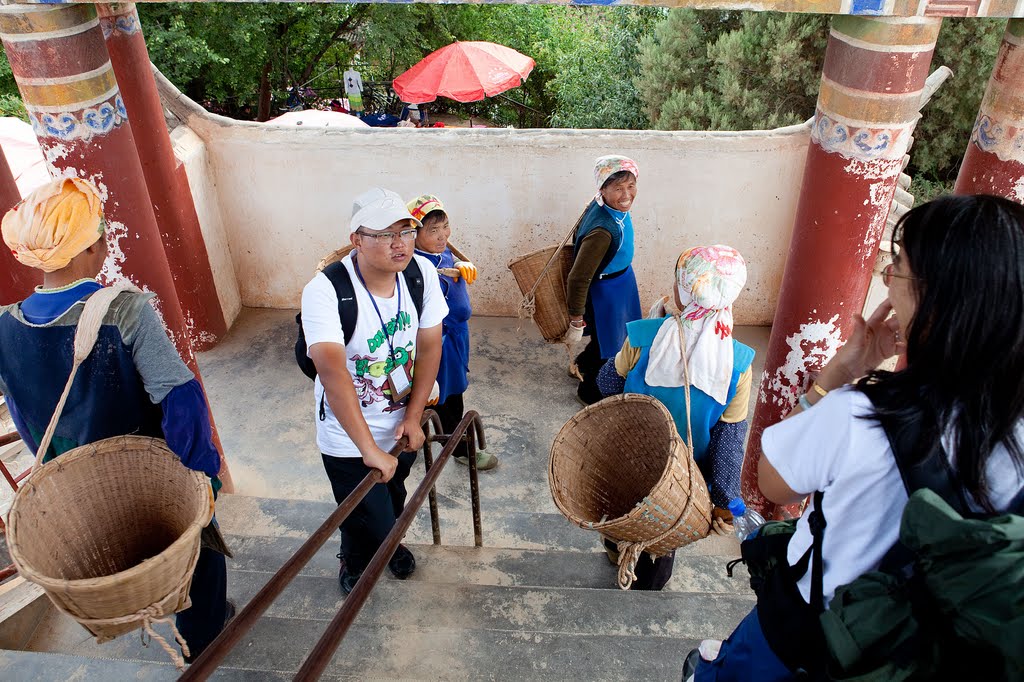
[614,338,641,378]
[719,368,752,423]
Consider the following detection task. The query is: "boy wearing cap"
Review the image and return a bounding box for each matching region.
[407,194,497,470]
[301,187,447,594]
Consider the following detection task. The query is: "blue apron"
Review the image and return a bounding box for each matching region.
[416,248,471,404]
[580,204,641,358]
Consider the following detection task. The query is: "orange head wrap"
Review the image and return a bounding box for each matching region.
[1,177,105,273]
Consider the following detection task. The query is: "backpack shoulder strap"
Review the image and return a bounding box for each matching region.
[322,261,357,346]
[402,257,425,318]
[882,416,971,517]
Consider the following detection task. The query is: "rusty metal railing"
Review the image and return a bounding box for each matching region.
[181,409,485,681]
[0,427,27,582]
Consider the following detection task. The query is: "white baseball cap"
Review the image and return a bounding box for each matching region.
[349,187,421,234]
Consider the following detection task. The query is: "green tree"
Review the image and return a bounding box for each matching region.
[638,10,825,131]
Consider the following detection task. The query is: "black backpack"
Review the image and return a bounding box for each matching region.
[294,257,425,380]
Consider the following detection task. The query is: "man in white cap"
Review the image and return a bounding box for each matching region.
[300,187,447,594]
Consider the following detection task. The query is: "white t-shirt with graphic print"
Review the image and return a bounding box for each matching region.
[301,252,448,458]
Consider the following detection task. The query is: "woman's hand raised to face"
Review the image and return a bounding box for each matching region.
[820,299,907,388]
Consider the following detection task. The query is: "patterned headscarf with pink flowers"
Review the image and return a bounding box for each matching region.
[593,155,638,204]
[645,245,747,404]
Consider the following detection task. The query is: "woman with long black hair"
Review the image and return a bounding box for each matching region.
[693,194,1024,681]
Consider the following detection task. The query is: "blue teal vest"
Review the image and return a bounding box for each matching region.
[623,317,755,463]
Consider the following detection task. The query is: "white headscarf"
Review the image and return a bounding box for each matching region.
[645,245,747,404]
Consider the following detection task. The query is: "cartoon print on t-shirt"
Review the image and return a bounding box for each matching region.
[351,339,416,411]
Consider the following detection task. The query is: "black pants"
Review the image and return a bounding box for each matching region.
[321,451,417,575]
[575,335,606,404]
[431,392,469,460]
[176,541,228,661]
[603,538,675,591]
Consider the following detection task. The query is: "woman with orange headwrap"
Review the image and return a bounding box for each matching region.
[0,178,231,661]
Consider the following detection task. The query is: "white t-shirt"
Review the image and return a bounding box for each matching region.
[300,253,448,458]
[763,387,1024,605]
[343,69,363,95]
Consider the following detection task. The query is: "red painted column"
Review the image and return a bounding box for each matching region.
[98,3,226,351]
[744,17,941,519]
[955,19,1024,200]
[0,3,232,491]
[0,147,40,303]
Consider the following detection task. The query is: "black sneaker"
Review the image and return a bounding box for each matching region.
[337,553,360,595]
[389,544,416,579]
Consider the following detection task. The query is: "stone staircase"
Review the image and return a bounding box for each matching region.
[5,493,754,680]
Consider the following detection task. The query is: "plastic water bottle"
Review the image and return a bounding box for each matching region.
[728,497,766,541]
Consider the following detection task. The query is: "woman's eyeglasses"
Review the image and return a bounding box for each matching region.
[882,262,918,287]
[357,228,418,244]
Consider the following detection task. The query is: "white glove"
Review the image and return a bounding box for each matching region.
[647,295,670,320]
[454,260,478,285]
[562,322,585,346]
[427,380,440,407]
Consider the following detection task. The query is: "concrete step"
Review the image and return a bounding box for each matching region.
[0,648,295,681]
[28,613,712,681]
[216,492,743,558]
[24,569,752,679]
[227,535,749,594]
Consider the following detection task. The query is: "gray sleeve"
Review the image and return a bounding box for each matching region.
[129,302,195,404]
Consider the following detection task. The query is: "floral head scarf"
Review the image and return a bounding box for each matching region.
[645,245,747,404]
[594,155,639,191]
[2,177,105,272]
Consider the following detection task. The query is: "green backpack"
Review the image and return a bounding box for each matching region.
[821,416,1024,682]
[733,416,1024,681]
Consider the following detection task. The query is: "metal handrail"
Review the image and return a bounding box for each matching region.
[293,411,485,681]
[181,409,484,680]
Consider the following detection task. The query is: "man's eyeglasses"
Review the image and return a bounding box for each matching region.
[356,228,418,244]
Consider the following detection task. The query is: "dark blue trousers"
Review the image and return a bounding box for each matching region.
[176,542,228,661]
[695,609,794,681]
[321,451,417,575]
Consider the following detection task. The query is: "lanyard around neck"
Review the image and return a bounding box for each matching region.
[352,257,402,357]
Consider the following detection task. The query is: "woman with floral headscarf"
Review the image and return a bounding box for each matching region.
[596,245,755,590]
[564,155,643,405]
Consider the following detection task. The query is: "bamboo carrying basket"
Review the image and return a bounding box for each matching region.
[318,243,464,278]
[549,394,712,566]
[507,244,574,343]
[6,435,214,641]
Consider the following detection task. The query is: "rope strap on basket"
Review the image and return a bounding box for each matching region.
[78,604,191,670]
[516,208,586,321]
[616,314,702,590]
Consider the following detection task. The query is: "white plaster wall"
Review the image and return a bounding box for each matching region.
[158,68,808,326]
[169,125,242,327]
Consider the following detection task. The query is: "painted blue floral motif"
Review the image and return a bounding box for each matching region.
[812,109,905,161]
[100,12,141,39]
[970,113,1024,164]
[975,115,1001,151]
[30,94,128,142]
[853,130,891,153]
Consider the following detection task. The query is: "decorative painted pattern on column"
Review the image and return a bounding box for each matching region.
[98,3,227,350]
[743,16,941,519]
[955,19,1024,200]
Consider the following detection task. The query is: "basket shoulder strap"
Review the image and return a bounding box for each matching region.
[32,283,141,471]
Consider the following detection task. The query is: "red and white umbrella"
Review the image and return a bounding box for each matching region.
[393,41,535,104]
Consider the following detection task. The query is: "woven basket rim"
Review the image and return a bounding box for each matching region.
[7,435,214,586]
[548,394,684,531]
[506,243,571,269]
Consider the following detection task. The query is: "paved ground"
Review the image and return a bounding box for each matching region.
[198,309,770,519]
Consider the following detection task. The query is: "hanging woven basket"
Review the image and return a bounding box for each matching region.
[549,394,712,557]
[507,244,574,343]
[6,435,213,641]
